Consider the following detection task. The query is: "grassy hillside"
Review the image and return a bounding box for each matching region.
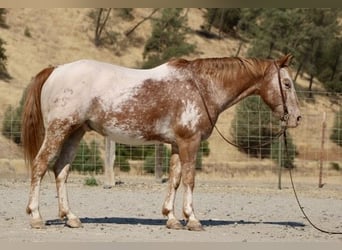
[0,8,341,177]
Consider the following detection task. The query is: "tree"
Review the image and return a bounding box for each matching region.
[202,8,241,37]
[142,8,195,69]
[0,9,10,79]
[241,9,342,95]
[125,8,159,37]
[231,96,297,167]
[298,9,341,97]
[244,9,305,59]
[91,8,112,47]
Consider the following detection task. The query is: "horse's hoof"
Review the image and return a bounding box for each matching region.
[166,219,184,230]
[186,220,204,231]
[30,218,46,229]
[66,218,82,228]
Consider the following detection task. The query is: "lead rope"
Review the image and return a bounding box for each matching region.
[283,129,342,235]
[193,79,285,150]
[194,60,342,235]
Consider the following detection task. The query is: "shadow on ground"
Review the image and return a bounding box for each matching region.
[45,217,305,228]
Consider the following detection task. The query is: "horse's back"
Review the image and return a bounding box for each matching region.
[39,59,181,144]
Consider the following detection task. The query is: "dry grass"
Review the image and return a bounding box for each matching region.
[0,8,341,177]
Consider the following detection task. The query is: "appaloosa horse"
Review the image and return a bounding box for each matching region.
[22,54,301,231]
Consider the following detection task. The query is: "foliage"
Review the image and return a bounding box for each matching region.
[0,9,9,79]
[116,8,134,21]
[84,176,99,186]
[0,37,10,79]
[270,135,296,168]
[231,96,296,167]
[239,8,342,94]
[330,108,342,147]
[114,144,156,172]
[143,141,210,174]
[0,8,8,28]
[143,145,171,174]
[330,162,340,171]
[24,27,32,38]
[71,140,104,174]
[202,8,241,36]
[2,106,21,144]
[142,8,195,69]
[2,89,26,144]
[243,9,306,59]
[88,8,113,47]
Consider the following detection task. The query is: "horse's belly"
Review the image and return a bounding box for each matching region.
[100,125,160,145]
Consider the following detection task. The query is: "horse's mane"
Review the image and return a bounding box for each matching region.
[168,57,272,82]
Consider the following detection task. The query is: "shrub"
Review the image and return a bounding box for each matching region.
[84,176,98,186]
[71,140,103,174]
[2,90,26,144]
[143,141,209,174]
[143,145,171,174]
[330,108,342,147]
[0,37,10,79]
[231,96,297,167]
[330,162,340,171]
[142,8,195,69]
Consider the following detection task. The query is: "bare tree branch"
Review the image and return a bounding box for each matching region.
[125,8,159,37]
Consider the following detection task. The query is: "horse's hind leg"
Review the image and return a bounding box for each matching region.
[26,131,68,228]
[53,126,85,228]
[26,150,49,229]
[162,145,184,230]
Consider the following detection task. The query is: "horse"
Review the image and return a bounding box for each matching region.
[21,54,301,231]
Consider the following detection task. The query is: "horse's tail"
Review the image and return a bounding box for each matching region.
[21,66,55,167]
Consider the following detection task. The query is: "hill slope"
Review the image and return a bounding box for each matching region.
[0,8,341,176]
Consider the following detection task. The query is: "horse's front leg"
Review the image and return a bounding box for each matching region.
[162,146,183,229]
[178,135,204,231]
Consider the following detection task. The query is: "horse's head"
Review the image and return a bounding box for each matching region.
[260,54,301,128]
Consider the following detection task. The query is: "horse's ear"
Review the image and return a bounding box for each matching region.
[277,54,294,68]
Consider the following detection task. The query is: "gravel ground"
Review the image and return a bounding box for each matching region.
[0,173,341,242]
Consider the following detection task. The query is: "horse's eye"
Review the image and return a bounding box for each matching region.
[283,79,291,89]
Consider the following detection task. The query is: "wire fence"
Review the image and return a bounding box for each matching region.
[0,90,341,177]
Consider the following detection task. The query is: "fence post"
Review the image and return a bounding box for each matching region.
[103,137,116,189]
[277,133,282,190]
[318,112,326,188]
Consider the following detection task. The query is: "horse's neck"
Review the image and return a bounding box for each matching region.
[199,64,265,113]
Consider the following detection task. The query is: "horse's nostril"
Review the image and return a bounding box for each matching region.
[297,116,302,122]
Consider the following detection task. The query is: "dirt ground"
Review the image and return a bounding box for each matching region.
[0,172,341,242]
